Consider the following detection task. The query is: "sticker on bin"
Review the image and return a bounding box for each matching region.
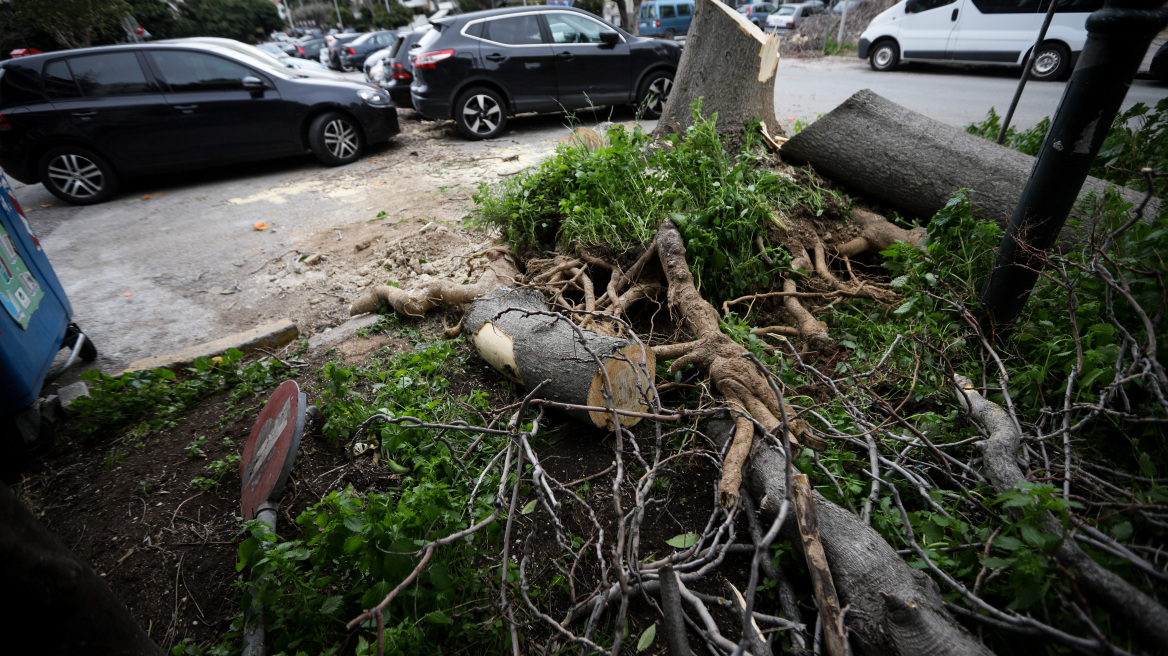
[0,223,43,329]
[0,171,41,250]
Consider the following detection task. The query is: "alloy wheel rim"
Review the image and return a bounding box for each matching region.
[324,119,358,158]
[464,95,501,136]
[46,154,103,199]
[646,78,673,113]
[1033,51,1059,76]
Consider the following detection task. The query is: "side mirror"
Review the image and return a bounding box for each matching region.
[243,76,265,91]
[599,30,620,45]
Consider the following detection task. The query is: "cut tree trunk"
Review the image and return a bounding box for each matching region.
[711,420,994,656]
[0,483,163,656]
[461,287,656,430]
[781,89,1157,243]
[653,0,781,138]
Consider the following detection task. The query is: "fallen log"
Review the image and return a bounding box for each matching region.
[781,89,1156,243]
[712,419,993,656]
[461,287,656,430]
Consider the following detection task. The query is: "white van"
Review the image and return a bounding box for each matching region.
[858,0,1103,80]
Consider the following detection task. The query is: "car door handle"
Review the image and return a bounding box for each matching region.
[485,53,506,62]
[951,8,958,20]
[173,104,199,113]
[557,51,574,60]
[70,111,97,120]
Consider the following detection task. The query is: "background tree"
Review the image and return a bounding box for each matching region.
[291,2,336,30]
[9,0,129,50]
[371,0,415,29]
[178,0,283,43]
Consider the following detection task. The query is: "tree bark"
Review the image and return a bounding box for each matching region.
[781,89,1157,243]
[0,483,163,656]
[653,0,781,139]
[711,420,994,656]
[462,287,656,430]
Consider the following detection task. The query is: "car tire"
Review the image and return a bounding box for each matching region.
[455,87,507,140]
[308,111,364,166]
[636,70,674,120]
[869,40,899,72]
[341,58,356,72]
[38,146,119,205]
[1029,42,1070,81]
[664,28,676,39]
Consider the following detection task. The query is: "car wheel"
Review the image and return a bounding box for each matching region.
[1029,42,1070,81]
[636,71,673,120]
[664,28,676,39]
[869,40,899,72]
[455,88,507,140]
[341,58,356,72]
[308,111,364,166]
[38,146,119,205]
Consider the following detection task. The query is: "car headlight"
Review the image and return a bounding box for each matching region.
[357,88,391,106]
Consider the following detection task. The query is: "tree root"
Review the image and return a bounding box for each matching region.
[348,250,519,316]
[655,219,822,508]
[836,208,926,258]
[954,375,1168,650]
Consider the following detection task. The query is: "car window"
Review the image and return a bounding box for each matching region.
[907,0,957,13]
[0,64,44,106]
[484,15,544,45]
[640,4,657,19]
[43,60,81,99]
[661,4,677,17]
[63,52,152,97]
[678,3,692,16]
[777,5,796,14]
[546,13,609,44]
[150,51,257,92]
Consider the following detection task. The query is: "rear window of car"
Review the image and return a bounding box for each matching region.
[484,15,544,45]
[0,63,45,106]
[149,51,257,92]
[43,60,80,99]
[778,6,796,14]
[678,3,692,15]
[61,52,152,97]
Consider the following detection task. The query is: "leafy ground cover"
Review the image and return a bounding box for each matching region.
[8,100,1166,656]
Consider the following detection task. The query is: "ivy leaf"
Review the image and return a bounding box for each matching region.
[1138,452,1157,478]
[1018,524,1047,548]
[893,298,917,315]
[636,623,657,652]
[343,515,364,533]
[1111,521,1133,542]
[521,499,537,515]
[981,557,1011,569]
[890,275,909,288]
[320,596,343,616]
[424,610,453,625]
[995,535,1023,551]
[666,533,699,549]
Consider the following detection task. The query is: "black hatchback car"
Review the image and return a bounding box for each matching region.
[410,7,681,139]
[0,43,400,205]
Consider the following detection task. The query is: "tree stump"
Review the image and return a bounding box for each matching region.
[654,0,781,138]
[462,287,656,430]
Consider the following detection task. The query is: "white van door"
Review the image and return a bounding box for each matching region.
[898,0,962,60]
[948,0,1043,63]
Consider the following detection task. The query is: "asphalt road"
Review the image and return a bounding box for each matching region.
[772,55,1167,134]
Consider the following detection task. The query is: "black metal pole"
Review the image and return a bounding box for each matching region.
[996,0,1061,144]
[979,0,1168,327]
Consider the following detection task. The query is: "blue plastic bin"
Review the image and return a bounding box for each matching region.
[0,169,93,452]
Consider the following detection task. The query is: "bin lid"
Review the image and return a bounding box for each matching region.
[240,380,304,520]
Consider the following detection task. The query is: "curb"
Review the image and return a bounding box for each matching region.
[121,319,300,374]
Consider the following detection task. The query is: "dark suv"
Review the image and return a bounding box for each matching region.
[410,7,681,139]
[0,43,400,205]
[380,28,431,109]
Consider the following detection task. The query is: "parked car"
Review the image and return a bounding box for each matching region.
[858,0,1102,80]
[166,37,341,79]
[322,32,364,70]
[340,30,399,71]
[638,0,695,39]
[831,0,867,13]
[766,2,825,30]
[1150,40,1167,81]
[737,2,779,29]
[364,46,394,85]
[296,36,327,60]
[380,28,430,108]
[411,6,681,139]
[0,43,400,204]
